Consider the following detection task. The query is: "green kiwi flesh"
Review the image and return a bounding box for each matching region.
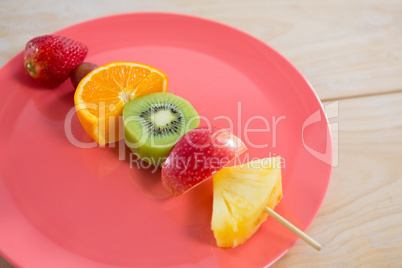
[123,92,200,166]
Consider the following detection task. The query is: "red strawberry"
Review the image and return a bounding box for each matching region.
[24,35,88,88]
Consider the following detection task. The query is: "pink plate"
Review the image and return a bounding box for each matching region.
[0,13,332,267]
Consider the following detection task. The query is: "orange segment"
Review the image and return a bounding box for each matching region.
[74,61,168,145]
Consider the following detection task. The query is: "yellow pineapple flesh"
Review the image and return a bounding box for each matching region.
[211,157,283,248]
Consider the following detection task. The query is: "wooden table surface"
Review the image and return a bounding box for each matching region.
[1,0,401,267]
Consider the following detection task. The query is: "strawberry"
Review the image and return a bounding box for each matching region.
[24,35,88,88]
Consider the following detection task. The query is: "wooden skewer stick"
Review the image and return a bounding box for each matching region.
[264,207,322,251]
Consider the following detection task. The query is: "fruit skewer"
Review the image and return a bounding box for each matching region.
[264,207,322,251]
[23,34,322,253]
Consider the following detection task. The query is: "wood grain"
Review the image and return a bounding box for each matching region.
[1,1,402,100]
[0,0,401,267]
[274,92,402,267]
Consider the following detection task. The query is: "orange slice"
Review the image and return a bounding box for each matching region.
[74,61,168,145]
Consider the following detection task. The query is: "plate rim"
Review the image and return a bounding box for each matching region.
[0,12,332,267]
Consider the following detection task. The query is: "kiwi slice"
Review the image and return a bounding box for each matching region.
[123,92,200,166]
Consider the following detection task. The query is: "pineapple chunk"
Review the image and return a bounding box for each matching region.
[211,157,283,248]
